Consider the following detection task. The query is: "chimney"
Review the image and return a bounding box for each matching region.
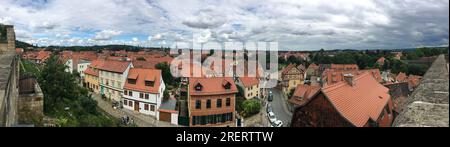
[343,73,354,86]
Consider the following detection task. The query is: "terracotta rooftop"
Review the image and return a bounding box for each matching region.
[189,77,238,96]
[322,72,391,127]
[322,68,382,86]
[330,64,359,71]
[281,64,298,75]
[239,77,259,87]
[97,60,131,73]
[396,72,407,82]
[124,68,162,94]
[289,85,321,106]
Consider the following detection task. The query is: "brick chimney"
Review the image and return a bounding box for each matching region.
[343,73,354,86]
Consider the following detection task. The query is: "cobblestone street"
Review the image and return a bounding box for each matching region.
[91,93,179,127]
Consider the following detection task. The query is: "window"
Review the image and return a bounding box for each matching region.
[144,104,149,110]
[128,79,137,84]
[145,81,155,87]
[124,90,128,96]
[226,98,231,107]
[217,99,222,108]
[124,100,128,105]
[195,100,201,109]
[111,81,115,87]
[150,105,155,111]
[145,94,149,99]
[206,99,211,109]
[128,101,132,106]
[140,93,143,99]
[128,91,132,96]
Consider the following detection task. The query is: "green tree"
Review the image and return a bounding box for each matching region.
[242,99,261,118]
[156,62,175,86]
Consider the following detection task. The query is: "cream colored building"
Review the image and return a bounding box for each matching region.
[98,60,133,102]
[239,77,260,99]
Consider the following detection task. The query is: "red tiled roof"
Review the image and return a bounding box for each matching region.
[408,75,422,89]
[239,77,259,87]
[323,68,382,86]
[282,64,297,75]
[396,72,407,82]
[289,85,320,106]
[189,77,238,96]
[330,64,359,71]
[37,50,51,60]
[97,60,131,73]
[124,68,162,94]
[84,68,98,76]
[322,72,390,127]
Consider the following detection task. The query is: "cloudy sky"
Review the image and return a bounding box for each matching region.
[0,0,448,50]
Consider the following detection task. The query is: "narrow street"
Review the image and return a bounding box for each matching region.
[91,93,178,127]
[268,88,292,127]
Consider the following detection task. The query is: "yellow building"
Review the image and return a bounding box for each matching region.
[83,60,103,93]
[281,64,304,95]
[239,77,260,99]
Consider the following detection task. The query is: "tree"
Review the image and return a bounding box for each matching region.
[38,55,117,127]
[163,89,170,101]
[156,62,175,86]
[242,99,261,118]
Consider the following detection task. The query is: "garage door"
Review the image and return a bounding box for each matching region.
[159,112,171,122]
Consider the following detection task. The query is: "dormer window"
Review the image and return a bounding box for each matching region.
[222,80,231,90]
[194,83,203,91]
[145,81,155,87]
[128,79,136,84]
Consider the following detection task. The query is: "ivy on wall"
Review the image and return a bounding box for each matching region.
[0,24,7,43]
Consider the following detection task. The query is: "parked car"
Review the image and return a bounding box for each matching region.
[268,94,274,102]
[268,112,277,124]
[273,120,283,127]
[266,103,273,113]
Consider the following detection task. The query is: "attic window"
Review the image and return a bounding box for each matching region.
[195,83,203,91]
[222,80,231,90]
[128,79,137,84]
[145,81,155,87]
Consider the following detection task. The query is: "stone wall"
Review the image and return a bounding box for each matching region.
[393,55,449,127]
[18,80,44,125]
[0,24,15,54]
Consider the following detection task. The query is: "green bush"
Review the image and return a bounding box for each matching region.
[241,99,261,118]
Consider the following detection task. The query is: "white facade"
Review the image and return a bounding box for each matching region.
[122,76,166,118]
[77,60,91,78]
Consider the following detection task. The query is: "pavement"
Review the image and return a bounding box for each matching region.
[267,88,293,127]
[91,92,179,127]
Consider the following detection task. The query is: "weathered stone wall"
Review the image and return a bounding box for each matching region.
[394,54,449,127]
[18,82,44,125]
[0,24,15,54]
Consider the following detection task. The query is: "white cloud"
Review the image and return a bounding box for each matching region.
[93,30,122,41]
[0,0,448,49]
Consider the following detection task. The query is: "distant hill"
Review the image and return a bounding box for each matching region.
[15,40,36,48]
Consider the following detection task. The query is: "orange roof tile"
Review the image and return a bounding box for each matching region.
[124,68,162,94]
[189,77,238,96]
[97,60,131,73]
[289,85,320,106]
[322,72,390,127]
[239,77,259,87]
[84,68,98,76]
[396,72,407,82]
